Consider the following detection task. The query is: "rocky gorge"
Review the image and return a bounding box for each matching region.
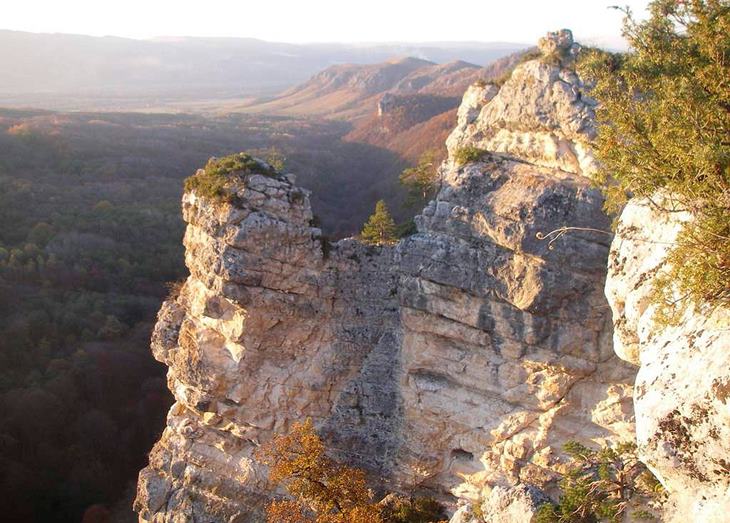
[135,30,729,522]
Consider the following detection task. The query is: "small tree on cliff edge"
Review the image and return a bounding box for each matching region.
[361,200,397,245]
[579,0,730,315]
[399,150,439,207]
[257,419,383,523]
[257,419,447,523]
[535,441,665,523]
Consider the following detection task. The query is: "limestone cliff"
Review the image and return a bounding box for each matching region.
[605,198,730,522]
[135,30,637,522]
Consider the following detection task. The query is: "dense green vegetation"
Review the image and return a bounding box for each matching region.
[0,114,180,522]
[184,152,279,201]
[580,0,730,315]
[453,145,489,166]
[0,109,412,522]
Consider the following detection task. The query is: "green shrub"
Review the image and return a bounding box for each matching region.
[578,0,730,315]
[453,146,488,166]
[652,206,730,323]
[491,73,511,88]
[264,146,286,171]
[535,441,664,523]
[183,152,278,201]
[396,219,417,239]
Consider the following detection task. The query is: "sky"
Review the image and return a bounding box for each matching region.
[3,0,651,44]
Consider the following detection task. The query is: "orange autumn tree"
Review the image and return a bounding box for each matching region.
[257,418,384,523]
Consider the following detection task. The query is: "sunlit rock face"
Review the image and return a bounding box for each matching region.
[396,160,634,501]
[448,484,550,523]
[136,30,637,523]
[135,172,404,522]
[606,198,730,523]
[446,30,596,178]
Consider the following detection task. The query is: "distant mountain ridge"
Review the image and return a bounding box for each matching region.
[240,49,532,162]
[241,56,484,119]
[297,57,438,96]
[0,29,526,110]
[343,51,532,160]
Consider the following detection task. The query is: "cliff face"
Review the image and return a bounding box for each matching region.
[606,198,730,522]
[136,31,637,522]
[135,171,404,521]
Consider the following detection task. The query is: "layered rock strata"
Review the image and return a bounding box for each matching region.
[136,30,636,522]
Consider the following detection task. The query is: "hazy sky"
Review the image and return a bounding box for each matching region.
[4,0,651,44]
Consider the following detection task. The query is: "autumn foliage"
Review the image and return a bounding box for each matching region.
[257,419,384,523]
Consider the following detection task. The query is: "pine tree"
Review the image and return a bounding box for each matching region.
[535,441,665,523]
[399,150,439,207]
[361,200,397,245]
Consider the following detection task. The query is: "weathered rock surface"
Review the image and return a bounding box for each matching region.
[606,198,730,522]
[480,484,551,523]
[448,485,550,523]
[135,171,404,522]
[136,31,636,522]
[446,30,595,178]
[537,29,581,66]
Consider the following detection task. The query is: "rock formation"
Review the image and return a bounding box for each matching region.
[446,31,595,178]
[605,198,730,522]
[136,30,637,522]
[450,485,550,523]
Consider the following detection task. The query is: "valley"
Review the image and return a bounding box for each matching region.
[1,5,727,521]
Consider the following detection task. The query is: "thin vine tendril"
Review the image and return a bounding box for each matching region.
[535,226,613,250]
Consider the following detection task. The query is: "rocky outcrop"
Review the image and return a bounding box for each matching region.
[446,30,595,178]
[394,155,635,502]
[136,31,636,522]
[537,29,581,66]
[449,485,550,523]
[606,198,730,522]
[135,171,404,522]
